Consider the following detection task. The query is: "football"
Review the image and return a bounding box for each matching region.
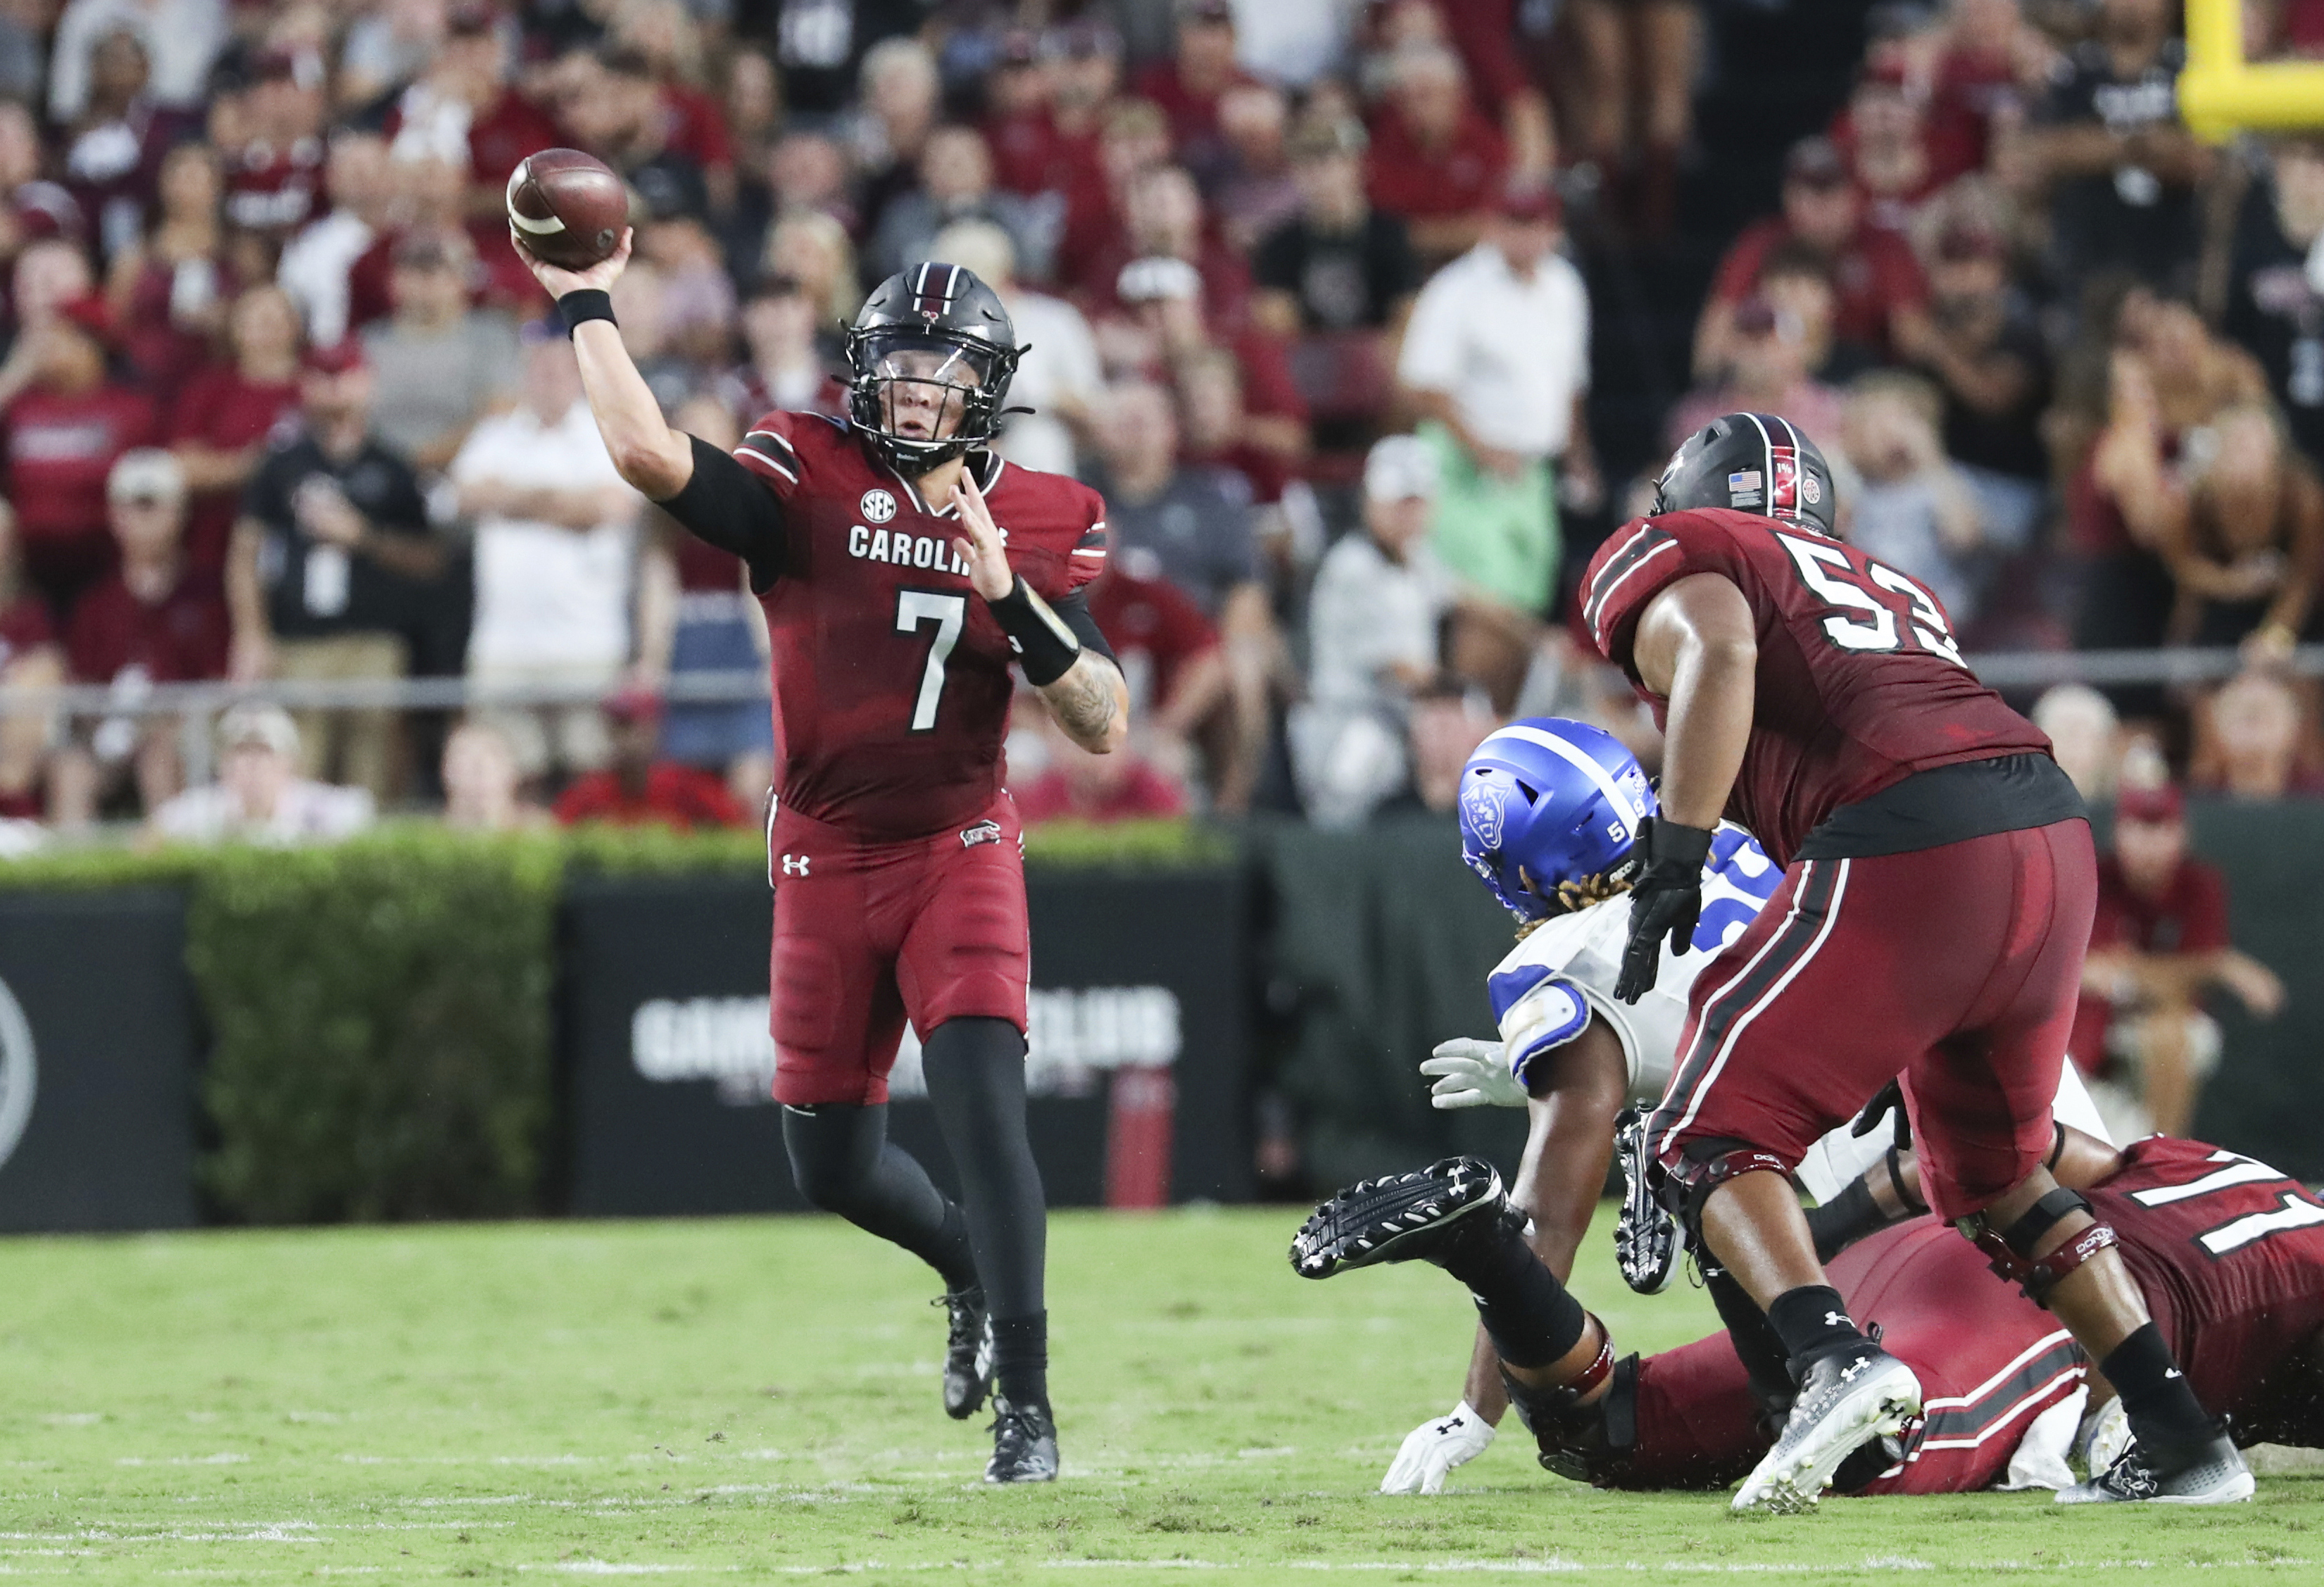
[505,148,629,272]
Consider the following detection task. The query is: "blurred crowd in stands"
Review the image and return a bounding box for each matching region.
[0,0,2311,858]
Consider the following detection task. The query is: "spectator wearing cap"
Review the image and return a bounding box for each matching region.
[358,229,520,474]
[1133,0,1260,168]
[1696,136,1930,377]
[2071,781,2285,1139]
[2023,0,2208,294]
[149,703,375,845]
[169,284,304,579]
[217,45,330,239]
[1254,118,1420,341]
[1364,44,1508,270]
[1291,433,1466,827]
[451,326,642,786]
[47,0,226,123]
[2217,137,2324,469]
[102,141,232,399]
[227,339,446,802]
[1254,115,1419,444]
[1894,224,2052,553]
[51,448,227,827]
[0,501,65,821]
[1395,180,1595,625]
[865,124,1048,284]
[553,687,746,830]
[0,289,158,614]
[1086,379,1271,811]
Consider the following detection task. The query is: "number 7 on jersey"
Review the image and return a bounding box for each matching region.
[896,590,967,732]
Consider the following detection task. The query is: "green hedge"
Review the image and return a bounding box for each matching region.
[0,817,1224,1224]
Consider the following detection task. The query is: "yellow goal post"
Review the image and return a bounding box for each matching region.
[2181,0,2324,142]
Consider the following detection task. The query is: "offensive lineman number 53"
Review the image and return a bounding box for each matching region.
[1776,533,1965,667]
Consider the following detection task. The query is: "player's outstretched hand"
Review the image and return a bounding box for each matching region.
[1421,1039,1528,1110]
[950,472,1015,601]
[1381,1403,1495,1494]
[513,227,634,301]
[1614,817,1714,1004]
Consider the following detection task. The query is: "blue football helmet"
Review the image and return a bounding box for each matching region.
[1458,718,1657,922]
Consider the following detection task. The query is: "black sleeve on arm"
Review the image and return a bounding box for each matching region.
[655,434,788,591]
[1050,586,1115,663]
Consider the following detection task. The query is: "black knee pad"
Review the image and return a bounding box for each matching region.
[781,1103,868,1210]
[1955,1187,2118,1304]
[1507,1352,1639,1486]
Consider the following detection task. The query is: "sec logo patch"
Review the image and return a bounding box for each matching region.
[860,489,898,524]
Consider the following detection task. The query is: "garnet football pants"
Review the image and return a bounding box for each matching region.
[1648,818,2098,1222]
[1617,1219,2087,1493]
[767,794,1029,1106]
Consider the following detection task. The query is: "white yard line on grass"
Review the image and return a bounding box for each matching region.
[510,1560,2322,1578]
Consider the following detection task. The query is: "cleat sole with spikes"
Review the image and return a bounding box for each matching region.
[1288,1157,1507,1279]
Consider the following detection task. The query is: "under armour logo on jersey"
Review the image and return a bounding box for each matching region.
[781,854,810,877]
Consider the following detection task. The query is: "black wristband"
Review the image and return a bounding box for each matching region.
[1639,816,1714,879]
[556,289,616,337]
[986,575,1082,686]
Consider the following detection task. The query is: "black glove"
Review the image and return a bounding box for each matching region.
[1614,817,1715,1004]
[1849,1078,1911,1148]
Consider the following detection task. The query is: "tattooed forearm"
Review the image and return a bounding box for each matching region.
[1040,652,1128,753]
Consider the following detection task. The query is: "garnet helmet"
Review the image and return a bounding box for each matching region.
[845,262,1026,475]
[1651,412,1838,537]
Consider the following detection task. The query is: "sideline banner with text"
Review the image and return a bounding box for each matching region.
[562,869,1249,1215]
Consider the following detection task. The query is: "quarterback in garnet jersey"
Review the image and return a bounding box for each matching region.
[1579,412,2242,1510]
[517,229,1129,1486]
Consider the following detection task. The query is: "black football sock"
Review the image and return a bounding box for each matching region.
[1766,1284,1868,1375]
[988,1311,1048,1407]
[1438,1218,1585,1370]
[922,1016,1048,1330]
[1804,1178,1889,1265]
[781,1102,979,1291]
[2102,1323,2217,1454]
[1704,1262,1795,1416]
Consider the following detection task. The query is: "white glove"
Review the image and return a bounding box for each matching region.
[1421,1037,1529,1110]
[1381,1401,1496,1493]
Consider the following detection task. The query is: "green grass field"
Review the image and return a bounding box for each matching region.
[2,1205,2318,1583]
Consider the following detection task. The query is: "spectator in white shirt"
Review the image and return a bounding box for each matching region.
[450,327,642,784]
[932,218,1105,479]
[151,703,373,845]
[1395,180,1599,619]
[1291,434,1459,827]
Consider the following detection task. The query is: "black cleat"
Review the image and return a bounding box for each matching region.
[1289,1157,1515,1279]
[2057,1425,2254,1505]
[937,1286,992,1420]
[984,1395,1059,1483]
[1613,1106,1680,1295]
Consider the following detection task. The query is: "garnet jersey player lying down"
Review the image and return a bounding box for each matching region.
[1367,717,2106,1493]
[516,232,1130,1484]
[1295,1129,2324,1498]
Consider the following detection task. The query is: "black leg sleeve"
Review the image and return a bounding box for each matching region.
[781,1101,978,1293]
[921,1016,1049,1404]
[1703,1260,1797,1418]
